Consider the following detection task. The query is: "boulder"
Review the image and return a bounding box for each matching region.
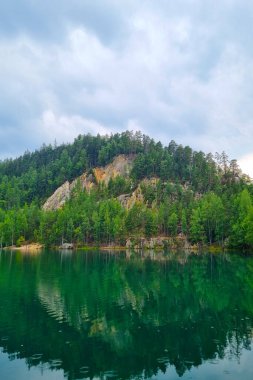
[59,243,74,250]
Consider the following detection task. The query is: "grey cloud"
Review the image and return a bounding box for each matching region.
[0,0,253,162]
[0,1,129,44]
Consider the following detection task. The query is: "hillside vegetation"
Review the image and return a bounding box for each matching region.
[0,131,253,249]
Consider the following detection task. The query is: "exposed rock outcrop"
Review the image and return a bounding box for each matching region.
[126,235,193,251]
[59,243,74,250]
[117,178,158,209]
[117,184,144,209]
[43,155,135,211]
[43,181,71,211]
[93,155,133,184]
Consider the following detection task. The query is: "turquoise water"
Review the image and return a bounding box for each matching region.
[0,249,253,379]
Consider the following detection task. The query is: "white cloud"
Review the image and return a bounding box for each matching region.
[38,110,112,144]
[238,153,253,178]
[0,1,253,162]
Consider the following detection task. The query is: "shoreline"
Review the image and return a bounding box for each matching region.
[3,243,44,252]
[1,242,249,254]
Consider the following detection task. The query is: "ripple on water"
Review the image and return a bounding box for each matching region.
[157,356,169,364]
[209,359,219,364]
[79,366,89,374]
[50,359,63,368]
[30,353,43,361]
[103,370,118,378]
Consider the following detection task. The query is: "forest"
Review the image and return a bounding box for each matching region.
[0,130,253,249]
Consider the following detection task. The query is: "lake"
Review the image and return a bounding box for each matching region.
[0,249,253,380]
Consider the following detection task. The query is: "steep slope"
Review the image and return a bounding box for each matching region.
[42,182,71,211]
[43,155,135,211]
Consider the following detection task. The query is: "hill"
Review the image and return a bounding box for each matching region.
[0,131,252,249]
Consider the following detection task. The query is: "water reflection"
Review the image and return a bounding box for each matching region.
[0,250,253,379]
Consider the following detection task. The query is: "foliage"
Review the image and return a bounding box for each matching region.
[0,130,252,247]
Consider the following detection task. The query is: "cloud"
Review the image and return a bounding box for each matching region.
[238,154,253,179]
[0,0,253,161]
[38,110,112,144]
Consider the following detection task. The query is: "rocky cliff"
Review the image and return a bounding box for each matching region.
[43,181,71,211]
[117,178,160,209]
[43,155,135,211]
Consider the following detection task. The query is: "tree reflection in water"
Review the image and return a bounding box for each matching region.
[0,249,253,379]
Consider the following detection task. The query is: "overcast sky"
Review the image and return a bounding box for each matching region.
[0,0,253,175]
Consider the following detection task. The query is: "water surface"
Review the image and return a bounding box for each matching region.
[0,249,253,379]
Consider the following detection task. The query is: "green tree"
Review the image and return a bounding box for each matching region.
[231,189,252,247]
[190,208,205,244]
[168,212,178,237]
[144,209,158,238]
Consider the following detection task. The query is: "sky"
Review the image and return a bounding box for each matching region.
[0,0,253,176]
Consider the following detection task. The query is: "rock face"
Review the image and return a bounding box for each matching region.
[93,155,133,184]
[43,155,135,211]
[125,235,192,251]
[117,184,144,209]
[59,243,74,250]
[43,181,71,211]
[117,178,159,209]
